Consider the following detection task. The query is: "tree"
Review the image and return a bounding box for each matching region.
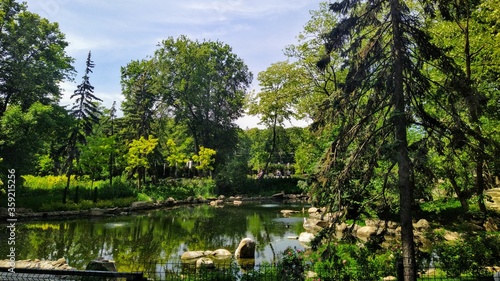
[154,36,253,165]
[0,102,68,175]
[164,138,190,178]
[78,135,115,202]
[121,59,158,140]
[0,0,74,116]
[192,146,216,177]
[63,51,102,204]
[314,1,473,280]
[124,135,158,190]
[247,61,305,177]
[426,0,500,214]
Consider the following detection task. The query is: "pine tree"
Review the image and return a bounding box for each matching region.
[314,1,472,280]
[62,51,102,204]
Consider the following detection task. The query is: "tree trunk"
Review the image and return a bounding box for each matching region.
[391,0,416,280]
[447,170,470,212]
[261,115,278,179]
[63,171,71,204]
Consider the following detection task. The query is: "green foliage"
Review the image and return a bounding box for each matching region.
[78,135,115,180]
[124,135,158,189]
[0,0,74,116]
[432,233,500,278]
[305,242,395,281]
[228,177,302,196]
[154,35,252,166]
[15,175,136,211]
[277,247,305,281]
[164,138,190,171]
[192,146,216,175]
[0,103,69,175]
[419,199,466,222]
[143,178,216,201]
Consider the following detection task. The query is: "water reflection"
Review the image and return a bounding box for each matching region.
[0,202,309,272]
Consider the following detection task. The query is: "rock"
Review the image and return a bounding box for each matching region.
[165,197,176,204]
[413,219,430,231]
[485,217,500,232]
[218,195,226,200]
[287,235,299,240]
[85,257,117,272]
[298,232,315,243]
[89,208,105,216]
[16,208,33,213]
[281,210,299,216]
[272,192,285,200]
[181,251,212,261]
[356,225,380,242]
[443,230,460,241]
[130,201,153,209]
[233,200,242,206]
[196,257,215,269]
[52,258,67,268]
[0,258,73,270]
[212,249,232,259]
[383,276,397,281]
[209,200,224,206]
[308,207,319,214]
[235,238,256,259]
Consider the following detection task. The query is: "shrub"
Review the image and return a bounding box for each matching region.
[277,247,305,281]
[433,232,500,278]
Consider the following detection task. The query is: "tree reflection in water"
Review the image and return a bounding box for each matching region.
[0,203,308,273]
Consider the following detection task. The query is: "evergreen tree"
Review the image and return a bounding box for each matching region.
[62,51,102,204]
[314,1,473,280]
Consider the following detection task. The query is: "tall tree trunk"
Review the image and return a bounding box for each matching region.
[463,15,487,214]
[63,170,71,204]
[391,0,416,280]
[447,170,470,212]
[261,115,278,179]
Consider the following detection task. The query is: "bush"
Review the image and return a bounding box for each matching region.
[433,232,500,278]
[303,242,395,281]
[277,247,305,281]
[143,178,216,201]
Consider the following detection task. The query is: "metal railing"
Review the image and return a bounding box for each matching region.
[0,267,147,281]
[2,263,499,281]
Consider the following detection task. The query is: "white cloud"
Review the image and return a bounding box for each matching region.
[23,0,321,128]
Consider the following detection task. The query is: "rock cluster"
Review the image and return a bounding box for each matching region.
[0,258,73,270]
[180,238,256,269]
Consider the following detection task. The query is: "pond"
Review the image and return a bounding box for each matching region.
[0,202,310,273]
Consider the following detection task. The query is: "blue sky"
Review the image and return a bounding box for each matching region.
[23,0,321,128]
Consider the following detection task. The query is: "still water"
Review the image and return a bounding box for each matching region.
[0,202,309,272]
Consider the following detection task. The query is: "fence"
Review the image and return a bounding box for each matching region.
[1,263,499,281]
[0,267,147,281]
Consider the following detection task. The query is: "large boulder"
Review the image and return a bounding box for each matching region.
[234,238,256,259]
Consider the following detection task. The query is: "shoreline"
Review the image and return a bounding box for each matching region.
[0,193,310,222]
